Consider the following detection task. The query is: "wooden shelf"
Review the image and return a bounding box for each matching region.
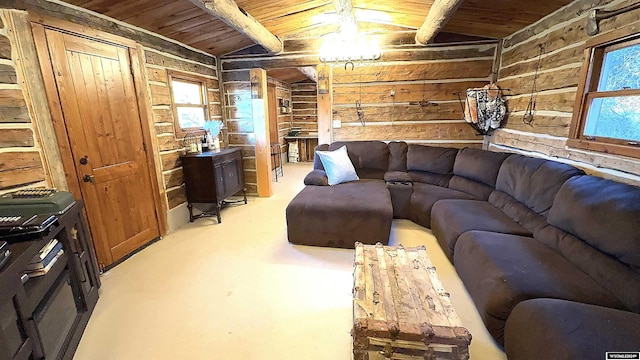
[22,252,68,316]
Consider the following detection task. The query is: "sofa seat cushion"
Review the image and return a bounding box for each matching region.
[430,199,531,260]
[505,299,640,360]
[408,183,475,228]
[286,180,393,248]
[454,231,624,345]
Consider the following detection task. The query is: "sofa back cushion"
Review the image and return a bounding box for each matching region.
[488,191,547,233]
[495,155,584,216]
[406,145,458,186]
[534,223,640,313]
[449,148,511,199]
[329,141,389,179]
[407,144,458,173]
[548,175,640,270]
[387,141,408,172]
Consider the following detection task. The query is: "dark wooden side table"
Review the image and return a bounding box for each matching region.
[181,148,247,223]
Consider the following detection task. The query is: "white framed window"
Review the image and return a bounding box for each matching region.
[169,72,209,136]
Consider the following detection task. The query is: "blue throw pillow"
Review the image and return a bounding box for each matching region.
[315,145,359,185]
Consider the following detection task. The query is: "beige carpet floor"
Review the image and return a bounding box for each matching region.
[74,162,506,360]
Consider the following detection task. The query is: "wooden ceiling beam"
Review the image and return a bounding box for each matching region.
[188,0,283,54]
[333,0,357,34]
[297,67,317,82]
[415,0,465,45]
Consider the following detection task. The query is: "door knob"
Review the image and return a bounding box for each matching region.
[83,174,95,183]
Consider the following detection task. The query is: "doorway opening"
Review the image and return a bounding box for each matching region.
[265,68,318,171]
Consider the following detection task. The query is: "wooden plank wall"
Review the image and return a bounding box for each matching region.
[145,48,222,208]
[491,0,640,185]
[0,12,47,192]
[221,70,258,195]
[268,76,292,148]
[291,82,317,134]
[222,35,498,149]
[0,2,223,209]
[331,44,495,147]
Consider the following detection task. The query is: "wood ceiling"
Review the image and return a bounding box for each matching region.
[64,0,573,58]
[267,68,312,84]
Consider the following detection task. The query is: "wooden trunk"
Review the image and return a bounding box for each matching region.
[353,243,471,360]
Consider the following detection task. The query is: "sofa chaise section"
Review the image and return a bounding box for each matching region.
[286,179,392,248]
[288,141,395,248]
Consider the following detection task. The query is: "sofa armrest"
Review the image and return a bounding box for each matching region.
[384,171,412,184]
[505,298,640,360]
[304,169,329,186]
[313,144,330,170]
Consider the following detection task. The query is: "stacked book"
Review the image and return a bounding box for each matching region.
[26,239,64,278]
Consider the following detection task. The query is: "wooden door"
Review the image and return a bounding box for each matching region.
[43,29,160,268]
[223,160,241,193]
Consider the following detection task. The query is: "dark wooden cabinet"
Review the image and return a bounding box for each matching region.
[0,253,34,360]
[0,201,100,360]
[181,148,247,223]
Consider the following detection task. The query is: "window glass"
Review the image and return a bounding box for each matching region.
[170,75,208,132]
[172,80,202,105]
[584,96,640,141]
[569,29,640,157]
[176,107,206,129]
[597,43,640,91]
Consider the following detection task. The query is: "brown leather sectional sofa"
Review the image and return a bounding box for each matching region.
[285,140,640,359]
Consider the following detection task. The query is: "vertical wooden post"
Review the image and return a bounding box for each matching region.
[316,64,333,145]
[131,44,169,236]
[250,68,273,197]
[5,11,67,190]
